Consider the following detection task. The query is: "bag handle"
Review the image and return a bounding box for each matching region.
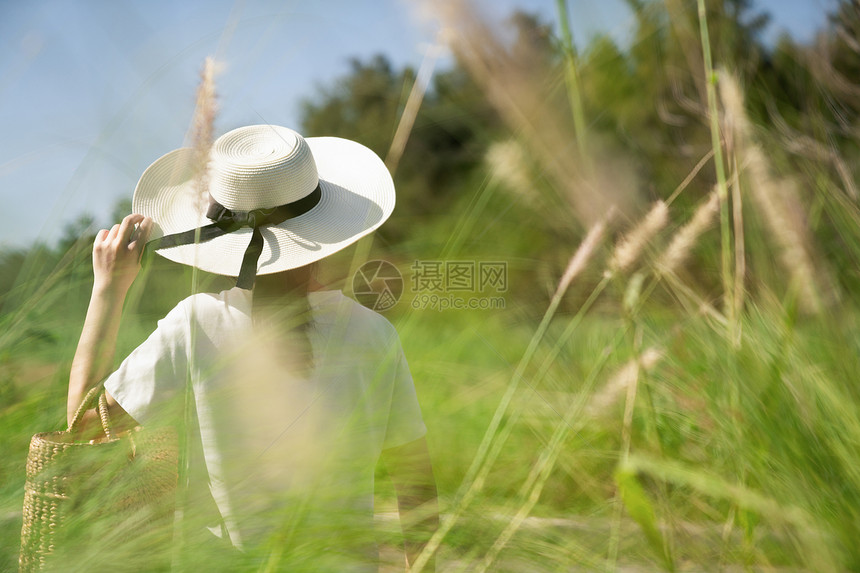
[67,383,115,440]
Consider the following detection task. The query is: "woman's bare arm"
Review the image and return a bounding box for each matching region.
[67,213,151,430]
[381,436,439,571]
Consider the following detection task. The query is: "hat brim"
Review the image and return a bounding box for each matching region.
[132,137,394,276]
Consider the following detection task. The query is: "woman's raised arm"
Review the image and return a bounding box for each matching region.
[67,213,151,429]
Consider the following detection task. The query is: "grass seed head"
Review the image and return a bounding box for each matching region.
[609,200,669,273]
[486,139,536,204]
[719,70,828,313]
[746,148,825,313]
[658,191,720,276]
[717,70,750,139]
[553,215,610,300]
[586,347,662,418]
[190,57,219,213]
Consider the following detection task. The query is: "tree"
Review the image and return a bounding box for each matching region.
[300,52,500,240]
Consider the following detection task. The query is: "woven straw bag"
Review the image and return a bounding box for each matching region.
[19,384,179,572]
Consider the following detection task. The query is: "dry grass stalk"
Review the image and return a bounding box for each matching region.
[667,149,715,204]
[719,72,833,314]
[420,0,630,225]
[662,0,707,106]
[190,57,219,212]
[729,155,746,335]
[661,269,728,328]
[609,201,669,273]
[766,102,859,200]
[585,347,662,418]
[807,35,860,102]
[718,70,746,337]
[386,41,442,175]
[657,190,720,276]
[745,151,823,313]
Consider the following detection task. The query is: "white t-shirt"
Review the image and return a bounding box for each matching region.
[105,288,426,565]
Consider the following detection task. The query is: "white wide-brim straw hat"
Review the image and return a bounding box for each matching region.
[133,124,395,277]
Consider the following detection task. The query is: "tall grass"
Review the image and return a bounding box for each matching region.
[3,0,860,571]
[409,0,860,571]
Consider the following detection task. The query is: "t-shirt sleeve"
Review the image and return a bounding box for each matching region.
[103,302,189,426]
[382,333,427,450]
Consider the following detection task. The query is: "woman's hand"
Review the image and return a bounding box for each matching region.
[92,213,153,296]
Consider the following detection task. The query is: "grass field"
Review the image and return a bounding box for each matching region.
[4,0,860,570]
[3,258,860,571]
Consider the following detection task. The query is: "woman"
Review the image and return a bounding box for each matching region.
[66,125,437,571]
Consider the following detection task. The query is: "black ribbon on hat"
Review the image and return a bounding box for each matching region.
[145,185,322,289]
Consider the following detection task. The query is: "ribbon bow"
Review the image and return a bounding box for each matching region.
[145,185,322,289]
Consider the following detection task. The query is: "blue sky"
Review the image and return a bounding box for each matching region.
[0,0,839,249]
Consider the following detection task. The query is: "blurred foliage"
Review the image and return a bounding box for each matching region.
[3,1,859,309]
[5,0,860,570]
[6,1,856,311]
[301,53,502,241]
